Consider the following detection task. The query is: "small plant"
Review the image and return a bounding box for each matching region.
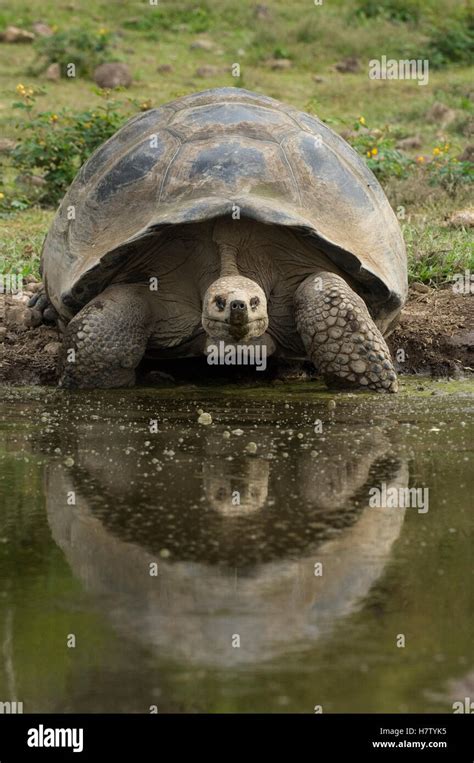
[354,0,424,23]
[0,191,30,219]
[415,143,474,195]
[347,117,413,180]
[9,87,130,206]
[31,28,113,79]
[123,6,212,36]
[425,12,474,68]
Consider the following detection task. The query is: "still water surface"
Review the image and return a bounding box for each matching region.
[0,379,472,712]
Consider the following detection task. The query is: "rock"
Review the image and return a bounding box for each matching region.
[198,412,212,425]
[446,329,474,349]
[16,174,47,188]
[190,38,214,51]
[245,442,258,454]
[255,4,272,20]
[1,26,35,43]
[44,341,62,357]
[446,209,474,228]
[32,22,53,37]
[396,135,422,150]
[411,282,431,293]
[458,144,474,162]
[45,62,60,81]
[334,57,359,73]
[156,64,173,74]
[426,102,456,128]
[5,303,30,331]
[94,62,132,89]
[195,65,220,78]
[0,138,17,154]
[268,58,292,70]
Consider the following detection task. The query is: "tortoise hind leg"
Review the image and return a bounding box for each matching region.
[294,272,398,392]
[59,284,153,388]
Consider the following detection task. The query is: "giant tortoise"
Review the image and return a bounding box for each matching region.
[34,87,407,390]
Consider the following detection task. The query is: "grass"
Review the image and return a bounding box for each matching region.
[0,0,472,285]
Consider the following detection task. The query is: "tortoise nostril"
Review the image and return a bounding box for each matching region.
[230,300,246,311]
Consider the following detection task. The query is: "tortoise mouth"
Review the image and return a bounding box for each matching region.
[203,316,267,340]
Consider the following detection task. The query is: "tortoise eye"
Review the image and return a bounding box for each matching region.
[215,295,226,311]
[250,297,260,309]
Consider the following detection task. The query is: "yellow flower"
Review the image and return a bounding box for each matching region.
[444,143,450,151]
[366,150,371,157]
[16,83,26,94]
[98,27,108,35]
[50,114,58,122]
[140,99,152,111]
[416,155,425,163]
[83,122,92,128]
[359,116,366,125]
[433,147,441,156]
[371,147,378,156]
[0,192,4,200]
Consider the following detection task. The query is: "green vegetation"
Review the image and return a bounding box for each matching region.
[0,0,472,285]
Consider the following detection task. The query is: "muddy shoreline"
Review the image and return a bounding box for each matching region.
[0,285,472,387]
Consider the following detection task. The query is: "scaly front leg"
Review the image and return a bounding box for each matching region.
[294,272,398,392]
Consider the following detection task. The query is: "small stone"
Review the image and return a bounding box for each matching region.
[45,62,60,81]
[222,430,230,439]
[396,135,422,150]
[334,56,359,73]
[198,412,212,425]
[0,138,17,154]
[94,62,132,89]
[268,58,292,70]
[195,65,220,77]
[32,22,53,37]
[190,38,215,51]
[327,399,336,410]
[232,428,244,436]
[245,442,258,454]
[1,26,35,43]
[64,456,74,467]
[44,341,61,356]
[446,209,474,228]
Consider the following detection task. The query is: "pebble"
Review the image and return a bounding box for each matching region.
[245,442,258,454]
[197,412,212,425]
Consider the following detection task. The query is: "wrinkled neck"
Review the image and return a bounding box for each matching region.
[217,242,240,277]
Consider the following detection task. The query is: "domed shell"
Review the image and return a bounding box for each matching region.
[41,87,407,327]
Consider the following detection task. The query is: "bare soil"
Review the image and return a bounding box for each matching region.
[0,286,472,386]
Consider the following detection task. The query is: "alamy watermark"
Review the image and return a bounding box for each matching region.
[369,56,429,87]
[0,273,23,295]
[206,341,267,371]
[369,482,429,514]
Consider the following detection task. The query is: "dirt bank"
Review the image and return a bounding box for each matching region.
[0,285,472,386]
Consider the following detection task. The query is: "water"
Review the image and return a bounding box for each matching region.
[0,378,472,713]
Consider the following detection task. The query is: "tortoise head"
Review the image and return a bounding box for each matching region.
[202,275,268,342]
